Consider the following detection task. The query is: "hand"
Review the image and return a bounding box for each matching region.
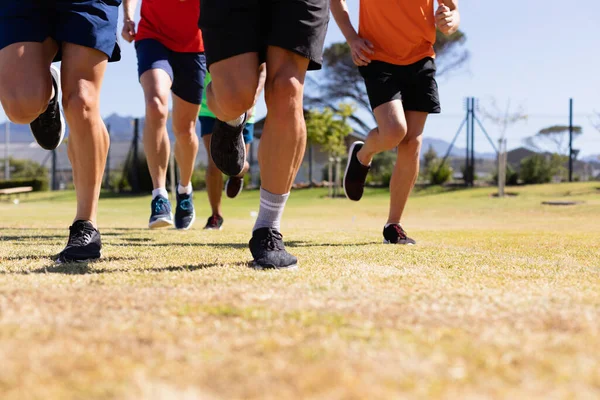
[349,36,374,67]
[435,3,460,35]
[121,19,136,43]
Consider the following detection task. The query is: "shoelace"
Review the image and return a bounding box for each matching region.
[68,223,95,247]
[392,225,408,240]
[179,198,192,211]
[260,230,284,251]
[154,197,169,214]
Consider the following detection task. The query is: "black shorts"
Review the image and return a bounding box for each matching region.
[359,58,441,113]
[199,0,329,71]
[0,0,121,63]
[136,39,206,105]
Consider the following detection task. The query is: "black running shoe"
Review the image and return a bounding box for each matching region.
[249,228,298,270]
[57,220,102,264]
[210,112,247,176]
[149,195,173,229]
[175,191,196,230]
[383,224,416,245]
[225,176,244,199]
[30,65,66,151]
[204,214,224,230]
[343,141,370,201]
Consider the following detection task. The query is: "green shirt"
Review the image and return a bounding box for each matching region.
[199,73,256,124]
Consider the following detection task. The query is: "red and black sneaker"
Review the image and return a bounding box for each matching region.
[204,214,224,230]
[383,224,416,245]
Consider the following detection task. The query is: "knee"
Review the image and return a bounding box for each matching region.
[379,120,408,148]
[173,121,197,143]
[144,95,169,124]
[62,83,99,122]
[211,83,255,117]
[1,90,49,124]
[399,134,422,156]
[265,72,304,109]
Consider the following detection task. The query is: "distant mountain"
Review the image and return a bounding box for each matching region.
[581,154,600,163]
[421,137,497,160]
[0,112,190,144]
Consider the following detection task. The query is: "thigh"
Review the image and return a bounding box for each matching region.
[401,58,441,114]
[170,52,206,105]
[373,100,407,135]
[172,93,201,132]
[0,41,54,103]
[403,111,428,143]
[55,0,121,63]
[269,0,329,71]
[199,0,262,69]
[359,61,403,111]
[136,39,173,84]
[60,43,109,104]
[266,46,310,85]
[209,52,262,103]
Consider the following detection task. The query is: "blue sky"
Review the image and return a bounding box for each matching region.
[1,0,599,155]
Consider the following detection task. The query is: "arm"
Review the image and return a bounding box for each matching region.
[121,0,140,43]
[330,0,374,66]
[436,0,460,35]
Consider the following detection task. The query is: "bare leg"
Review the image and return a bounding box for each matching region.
[202,134,223,216]
[140,69,172,190]
[206,53,261,121]
[387,111,428,225]
[259,47,310,194]
[171,94,200,187]
[357,100,407,166]
[60,43,109,226]
[0,39,58,123]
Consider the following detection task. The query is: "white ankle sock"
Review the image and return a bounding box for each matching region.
[178,183,193,195]
[152,188,169,199]
[225,114,245,127]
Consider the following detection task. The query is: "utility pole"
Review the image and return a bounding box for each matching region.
[568,98,574,182]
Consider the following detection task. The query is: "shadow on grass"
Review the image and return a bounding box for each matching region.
[104,241,375,248]
[24,261,247,275]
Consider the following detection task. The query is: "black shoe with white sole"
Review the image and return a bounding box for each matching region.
[383,224,416,245]
[225,176,244,199]
[57,220,102,263]
[210,113,247,176]
[30,64,65,151]
[343,141,370,201]
[249,228,298,270]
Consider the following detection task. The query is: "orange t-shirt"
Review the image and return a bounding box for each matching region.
[359,0,436,66]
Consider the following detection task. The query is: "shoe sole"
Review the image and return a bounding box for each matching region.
[175,212,196,231]
[149,215,174,229]
[383,239,416,245]
[250,262,299,271]
[343,141,365,201]
[55,251,102,265]
[225,178,244,199]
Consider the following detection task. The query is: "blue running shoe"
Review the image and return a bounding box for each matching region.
[149,195,173,229]
[175,192,196,230]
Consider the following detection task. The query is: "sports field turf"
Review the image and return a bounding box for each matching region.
[1,183,599,399]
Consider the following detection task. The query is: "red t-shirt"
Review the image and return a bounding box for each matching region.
[136,0,204,53]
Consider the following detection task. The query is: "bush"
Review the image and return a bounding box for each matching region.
[427,159,453,185]
[0,178,48,191]
[519,154,564,184]
[493,165,519,186]
[369,151,395,187]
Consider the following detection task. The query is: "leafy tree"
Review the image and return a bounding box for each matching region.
[525,125,582,155]
[0,157,48,180]
[306,30,469,134]
[422,145,438,171]
[519,153,566,184]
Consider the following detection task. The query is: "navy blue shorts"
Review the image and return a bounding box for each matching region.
[199,116,254,144]
[136,39,207,105]
[0,0,121,62]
